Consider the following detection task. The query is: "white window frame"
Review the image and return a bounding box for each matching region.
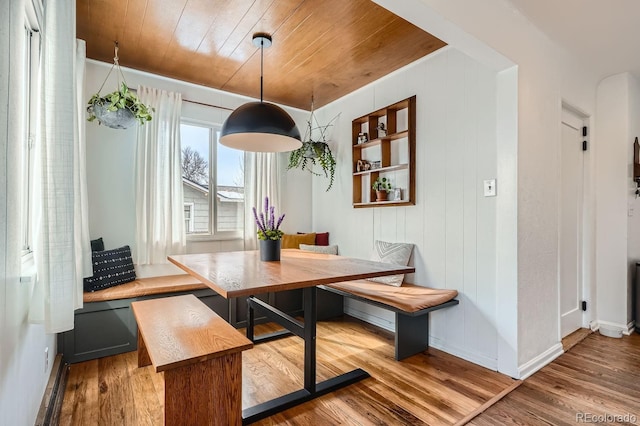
[183,202,195,233]
[21,1,41,258]
[180,118,243,241]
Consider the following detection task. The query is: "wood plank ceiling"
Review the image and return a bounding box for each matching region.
[77,0,446,110]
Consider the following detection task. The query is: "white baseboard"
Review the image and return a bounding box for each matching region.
[517,343,563,380]
[344,305,498,371]
[429,336,498,371]
[344,305,394,332]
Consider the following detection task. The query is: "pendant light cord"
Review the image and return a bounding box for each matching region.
[260,39,264,103]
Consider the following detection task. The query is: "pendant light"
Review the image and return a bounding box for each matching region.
[220,33,302,152]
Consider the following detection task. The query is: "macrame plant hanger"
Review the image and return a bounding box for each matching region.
[95,41,130,97]
[87,41,152,129]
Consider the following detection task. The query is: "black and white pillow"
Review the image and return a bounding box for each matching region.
[83,245,136,292]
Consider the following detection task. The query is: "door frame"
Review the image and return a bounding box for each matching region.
[558,102,593,340]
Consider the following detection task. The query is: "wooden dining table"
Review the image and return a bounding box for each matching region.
[168,248,415,424]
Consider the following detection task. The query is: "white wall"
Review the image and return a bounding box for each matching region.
[85,61,311,277]
[1,0,56,424]
[596,72,640,334]
[372,0,600,377]
[315,47,500,370]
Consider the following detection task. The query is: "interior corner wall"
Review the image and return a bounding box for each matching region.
[629,73,640,328]
[84,61,311,277]
[314,47,500,371]
[595,73,632,332]
[596,72,639,333]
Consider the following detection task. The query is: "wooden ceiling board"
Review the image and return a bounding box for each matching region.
[77,0,446,109]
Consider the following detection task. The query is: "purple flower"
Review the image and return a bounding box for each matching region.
[254,196,285,239]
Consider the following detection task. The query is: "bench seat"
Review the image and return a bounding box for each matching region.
[133,294,252,425]
[83,274,208,303]
[320,280,459,360]
[326,280,458,313]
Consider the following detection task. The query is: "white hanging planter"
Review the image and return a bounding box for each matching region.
[90,103,137,129]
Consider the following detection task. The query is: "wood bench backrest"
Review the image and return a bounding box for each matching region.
[131,294,252,372]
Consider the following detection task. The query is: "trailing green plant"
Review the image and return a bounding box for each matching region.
[87,82,153,125]
[287,103,337,191]
[372,176,392,191]
[288,141,336,191]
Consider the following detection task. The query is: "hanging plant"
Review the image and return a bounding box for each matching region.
[87,82,152,129]
[86,41,153,129]
[287,100,337,191]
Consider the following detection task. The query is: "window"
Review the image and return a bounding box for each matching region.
[21,6,40,256]
[180,121,244,239]
[183,203,194,232]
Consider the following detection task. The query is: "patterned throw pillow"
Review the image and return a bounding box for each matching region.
[299,244,339,255]
[367,240,414,287]
[83,245,137,292]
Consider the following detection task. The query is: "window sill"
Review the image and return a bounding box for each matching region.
[186,231,243,243]
[20,251,37,284]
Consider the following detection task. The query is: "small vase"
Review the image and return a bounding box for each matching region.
[259,239,281,261]
[375,190,388,202]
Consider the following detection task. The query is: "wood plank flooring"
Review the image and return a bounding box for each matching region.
[470,332,640,426]
[60,317,640,425]
[59,316,515,425]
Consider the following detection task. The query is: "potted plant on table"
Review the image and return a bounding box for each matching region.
[372,176,392,202]
[253,196,285,261]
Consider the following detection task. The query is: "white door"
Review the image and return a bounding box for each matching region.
[559,108,585,338]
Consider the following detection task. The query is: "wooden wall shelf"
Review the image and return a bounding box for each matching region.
[352,96,416,207]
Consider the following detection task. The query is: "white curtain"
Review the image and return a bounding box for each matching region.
[243,152,281,250]
[135,86,185,264]
[29,1,92,333]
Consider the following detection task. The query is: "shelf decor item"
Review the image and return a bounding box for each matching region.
[86,42,153,129]
[253,196,285,261]
[287,98,337,191]
[372,177,392,201]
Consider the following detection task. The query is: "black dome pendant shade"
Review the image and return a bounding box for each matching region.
[220,33,301,152]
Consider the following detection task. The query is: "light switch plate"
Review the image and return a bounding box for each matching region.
[484,179,497,197]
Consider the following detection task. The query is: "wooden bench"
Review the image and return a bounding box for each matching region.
[82,274,209,302]
[320,280,459,361]
[132,294,253,426]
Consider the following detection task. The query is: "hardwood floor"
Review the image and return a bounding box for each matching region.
[59,316,515,425]
[561,327,592,352]
[470,332,640,426]
[61,317,640,425]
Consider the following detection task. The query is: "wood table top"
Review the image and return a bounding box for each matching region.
[168,249,415,298]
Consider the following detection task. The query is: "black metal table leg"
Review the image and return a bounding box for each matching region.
[303,286,317,392]
[246,296,255,341]
[242,286,370,425]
